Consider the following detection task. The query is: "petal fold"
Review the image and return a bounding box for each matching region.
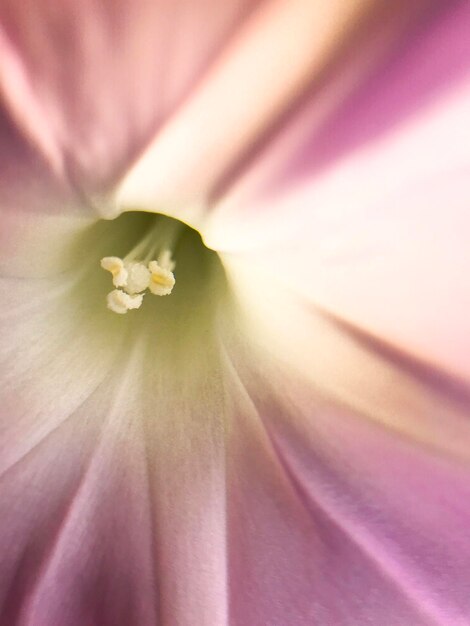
[221,289,470,625]
[210,2,470,380]
[0,0,260,209]
[116,0,390,224]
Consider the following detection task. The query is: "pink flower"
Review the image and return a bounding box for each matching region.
[1,1,470,624]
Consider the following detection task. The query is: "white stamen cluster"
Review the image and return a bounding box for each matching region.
[100,251,175,314]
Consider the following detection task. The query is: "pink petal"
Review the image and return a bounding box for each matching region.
[116,0,412,223]
[6,246,470,624]
[0,259,152,625]
[0,107,74,215]
[0,379,158,625]
[205,1,469,232]
[0,0,260,205]
[207,2,470,381]
[0,397,226,626]
[2,5,469,623]
[222,284,470,624]
[0,229,229,624]
[3,204,470,625]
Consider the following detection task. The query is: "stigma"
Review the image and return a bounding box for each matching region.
[100,250,175,314]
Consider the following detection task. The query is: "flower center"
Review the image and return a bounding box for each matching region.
[69,210,231,391]
[100,218,178,314]
[87,212,228,346]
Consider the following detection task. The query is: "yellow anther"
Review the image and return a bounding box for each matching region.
[148,260,175,296]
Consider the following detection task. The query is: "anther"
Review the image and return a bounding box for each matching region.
[100,257,128,288]
[148,260,175,296]
[106,289,144,314]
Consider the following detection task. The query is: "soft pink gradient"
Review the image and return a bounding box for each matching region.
[208,0,470,382]
[0,0,260,198]
[0,2,470,625]
[223,350,470,625]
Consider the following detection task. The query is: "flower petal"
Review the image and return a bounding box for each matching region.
[0,221,229,624]
[0,105,81,217]
[207,3,470,381]
[0,373,159,625]
[0,0,259,206]
[204,2,468,240]
[221,274,470,624]
[4,203,469,624]
[0,210,95,278]
[116,0,398,224]
[0,263,149,625]
[225,358,470,625]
